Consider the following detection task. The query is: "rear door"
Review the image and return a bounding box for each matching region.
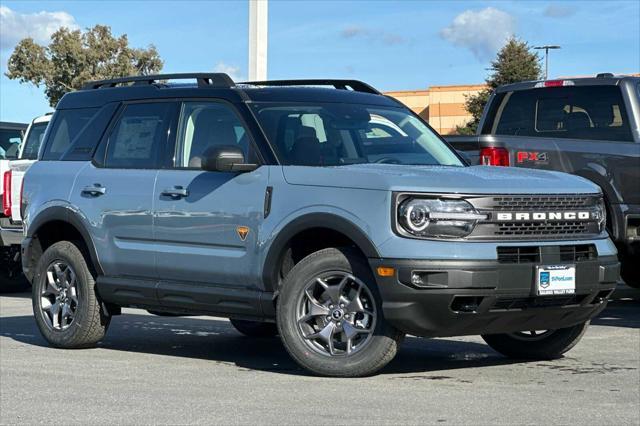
[70,101,177,283]
[153,100,267,293]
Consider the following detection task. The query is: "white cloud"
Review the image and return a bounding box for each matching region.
[214,61,243,81]
[543,4,576,18]
[440,7,515,61]
[0,6,78,50]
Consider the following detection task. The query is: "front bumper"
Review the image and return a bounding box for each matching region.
[0,217,23,247]
[369,255,619,338]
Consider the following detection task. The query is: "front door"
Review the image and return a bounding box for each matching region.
[153,101,268,289]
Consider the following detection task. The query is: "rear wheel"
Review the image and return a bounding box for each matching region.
[482,321,589,360]
[277,248,403,377]
[230,319,278,337]
[32,241,110,348]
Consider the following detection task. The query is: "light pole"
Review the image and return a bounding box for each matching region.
[534,45,561,80]
[248,0,268,81]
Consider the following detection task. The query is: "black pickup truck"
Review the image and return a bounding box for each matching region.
[446,74,640,288]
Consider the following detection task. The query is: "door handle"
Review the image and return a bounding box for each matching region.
[161,187,189,199]
[81,184,106,196]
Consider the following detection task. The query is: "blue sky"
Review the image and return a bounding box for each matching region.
[1,0,639,122]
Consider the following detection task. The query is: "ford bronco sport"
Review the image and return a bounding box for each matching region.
[22,74,620,377]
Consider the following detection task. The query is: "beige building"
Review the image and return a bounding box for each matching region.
[385,84,485,135]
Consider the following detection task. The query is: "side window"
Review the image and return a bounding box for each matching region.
[42,108,98,160]
[174,102,256,168]
[105,103,173,169]
[21,122,49,160]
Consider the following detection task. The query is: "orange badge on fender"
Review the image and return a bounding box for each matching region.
[236,226,250,241]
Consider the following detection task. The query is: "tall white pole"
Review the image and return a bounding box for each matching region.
[248,0,268,81]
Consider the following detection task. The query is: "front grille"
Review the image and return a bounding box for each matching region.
[495,221,589,237]
[468,194,602,240]
[559,244,597,262]
[497,244,597,264]
[497,246,540,263]
[491,294,589,311]
[492,196,593,211]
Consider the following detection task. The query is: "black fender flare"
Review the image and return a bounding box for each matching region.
[573,167,623,241]
[26,206,103,275]
[261,213,380,292]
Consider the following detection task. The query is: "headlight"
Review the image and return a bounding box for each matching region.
[597,198,606,233]
[397,198,487,239]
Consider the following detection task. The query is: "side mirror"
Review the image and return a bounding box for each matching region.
[201,145,258,173]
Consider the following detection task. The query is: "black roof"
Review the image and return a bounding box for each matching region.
[496,74,640,93]
[57,73,400,109]
[0,121,28,130]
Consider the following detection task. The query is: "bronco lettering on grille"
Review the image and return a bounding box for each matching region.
[496,211,593,221]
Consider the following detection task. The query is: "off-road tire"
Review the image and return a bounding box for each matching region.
[482,321,589,360]
[230,319,278,337]
[277,247,404,377]
[32,241,110,348]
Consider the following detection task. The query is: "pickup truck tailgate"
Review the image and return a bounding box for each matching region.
[9,159,35,222]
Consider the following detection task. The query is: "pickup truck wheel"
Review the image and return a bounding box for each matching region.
[32,241,110,348]
[482,321,589,360]
[0,270,30,292]
[277,248,403,377]
[230,319,278,337]
[620,255,640,288]
[0,247,30,292]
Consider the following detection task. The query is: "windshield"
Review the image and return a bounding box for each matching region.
[251,103,463,167]
[21,122,49,160]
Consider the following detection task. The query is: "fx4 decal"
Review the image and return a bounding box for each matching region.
[517,151,548,163]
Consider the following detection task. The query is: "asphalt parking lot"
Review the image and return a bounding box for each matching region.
[1,290,639,425]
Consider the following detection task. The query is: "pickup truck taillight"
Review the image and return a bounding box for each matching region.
[479,147,510,166]
[2,170,11,216]
[20,178,25,221]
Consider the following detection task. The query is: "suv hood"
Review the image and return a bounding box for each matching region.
[282,164,600,195]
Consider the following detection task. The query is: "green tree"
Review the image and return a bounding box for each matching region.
[6,25,163,107]
[456,37,541,134]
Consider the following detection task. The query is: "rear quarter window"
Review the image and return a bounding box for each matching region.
[42,108,99,160]
[483,85,633,142]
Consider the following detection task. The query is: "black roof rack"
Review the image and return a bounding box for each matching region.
[82,73,235,90]
[239,79,381,95]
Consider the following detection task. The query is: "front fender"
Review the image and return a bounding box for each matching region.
[260,209,382,292]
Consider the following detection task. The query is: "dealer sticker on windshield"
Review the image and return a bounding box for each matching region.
[536,265,576,295]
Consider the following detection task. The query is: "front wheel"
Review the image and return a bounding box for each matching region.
[277,248,403,377]
[482,322,589,360]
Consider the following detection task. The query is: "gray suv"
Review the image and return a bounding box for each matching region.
[22,74,620,377]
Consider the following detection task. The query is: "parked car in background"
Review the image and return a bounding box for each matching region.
[446,74,640,288]
[21,73,619,377]
[1,115,51,289]
[0,121,27,288]
[7,113,52,223]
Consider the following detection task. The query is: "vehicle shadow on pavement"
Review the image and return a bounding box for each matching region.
[1,312,525,376]
[590,300,640,329]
